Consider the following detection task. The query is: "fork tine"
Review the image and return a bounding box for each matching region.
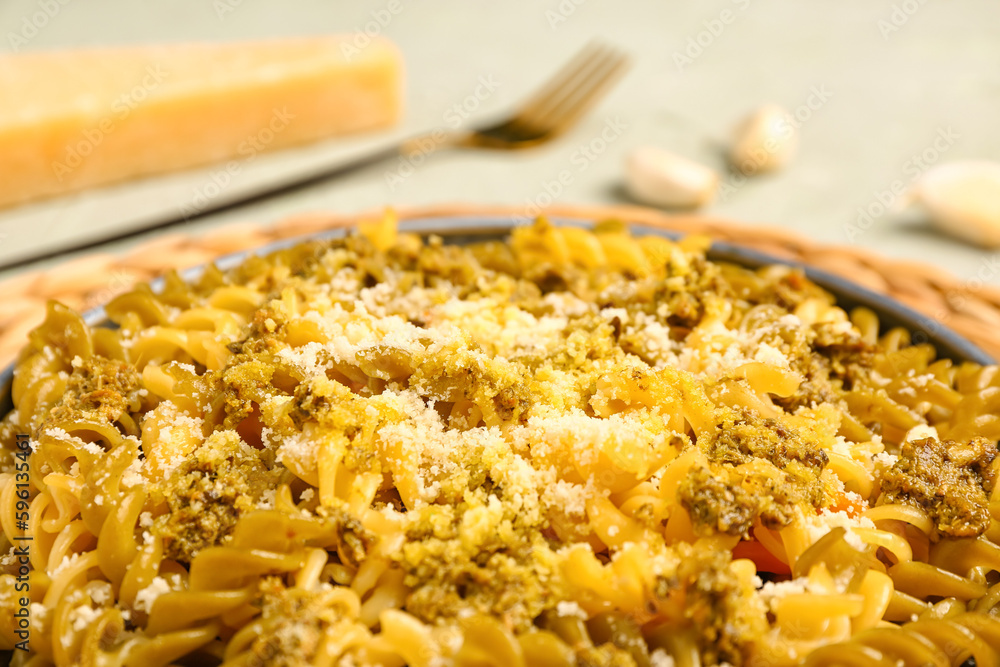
[520,45,629,136]
[512,43,608,125]
[511,44,624,134]
[544,53,629,132]
[465,42,629,149]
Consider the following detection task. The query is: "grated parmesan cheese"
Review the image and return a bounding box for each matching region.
[555,600,586,618]
[133,577,172,613]
[757,577,811,612]
[120,449,145,488]
[51,552,84,578]
[803,508,876,546]
[69,604,101,632]
[753,342,789,368]
[873,451,898,469]
[904,424,939,443]
[650,649,677,667]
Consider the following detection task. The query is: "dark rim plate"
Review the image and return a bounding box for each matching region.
[0,215,992,416]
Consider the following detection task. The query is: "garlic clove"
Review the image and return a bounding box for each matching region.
[728,104,798,176]
[625,146,719,209]
[908,160,1000,248]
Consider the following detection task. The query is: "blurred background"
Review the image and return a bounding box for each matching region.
[1,0,998,281]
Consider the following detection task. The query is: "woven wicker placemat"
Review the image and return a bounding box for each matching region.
[0,203,997,364]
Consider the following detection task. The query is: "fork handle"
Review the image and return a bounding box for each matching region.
[0,130,468,272]
[179,127,470,222]
[206,127,469,208]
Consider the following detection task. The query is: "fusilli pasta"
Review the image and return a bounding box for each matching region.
[0,214,998,666]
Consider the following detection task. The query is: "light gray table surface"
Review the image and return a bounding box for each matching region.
[0,0,998,287]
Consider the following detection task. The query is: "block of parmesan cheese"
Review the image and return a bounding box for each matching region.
[0,37,403,208]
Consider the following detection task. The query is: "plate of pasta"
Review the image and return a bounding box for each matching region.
[1,213,998,667]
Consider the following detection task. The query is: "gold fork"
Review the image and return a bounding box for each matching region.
[399,42,629,155]
[0,44,629,271]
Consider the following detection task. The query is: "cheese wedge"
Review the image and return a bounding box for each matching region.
[0,37,403,208]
